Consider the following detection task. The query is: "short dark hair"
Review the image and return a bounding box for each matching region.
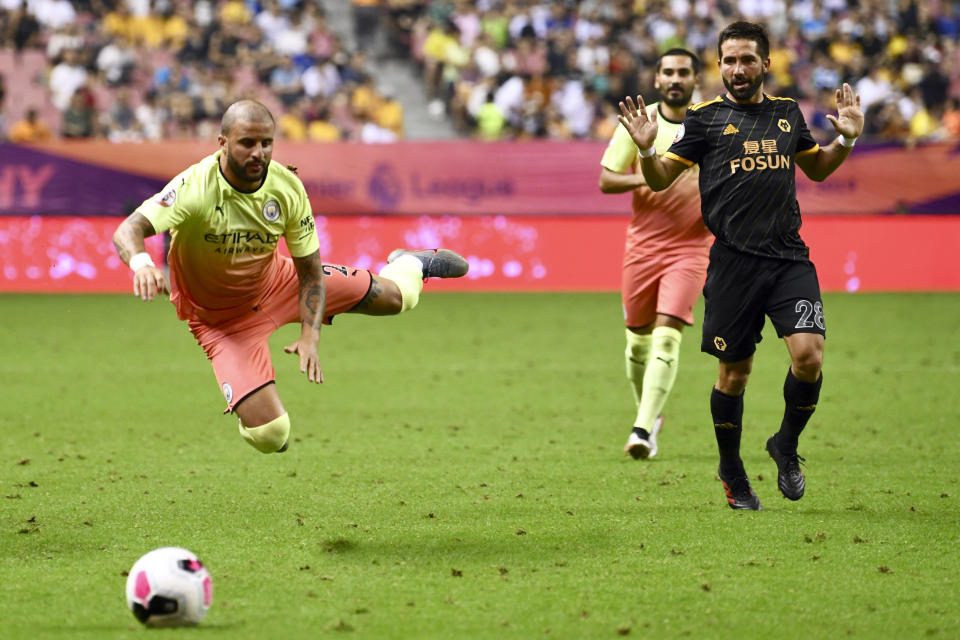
[656,48,701,74]
[717,21,770,60]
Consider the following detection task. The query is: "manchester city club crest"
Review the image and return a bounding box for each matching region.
[262,199,280,222]
[222,382,233,404]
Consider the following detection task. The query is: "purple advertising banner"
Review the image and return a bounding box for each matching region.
[4,140,960,216]
[0,143,163,216]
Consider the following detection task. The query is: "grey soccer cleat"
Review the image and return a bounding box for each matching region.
[387,249,469,279]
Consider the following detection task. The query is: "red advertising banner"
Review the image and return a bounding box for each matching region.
[2,215,958,293]
[7,140,960,217]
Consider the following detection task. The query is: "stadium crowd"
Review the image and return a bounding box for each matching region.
[0,0,959,144]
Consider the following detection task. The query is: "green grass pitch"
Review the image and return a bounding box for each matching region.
[1,292,958,638]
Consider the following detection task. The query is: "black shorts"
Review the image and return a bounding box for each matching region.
[701,242,825,362]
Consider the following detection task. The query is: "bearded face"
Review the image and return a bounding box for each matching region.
[655,54,699,108]
[218,120,274,189]
[718,38,769,103]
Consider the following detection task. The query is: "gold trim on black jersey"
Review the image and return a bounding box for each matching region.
[689,96,723,112]
[663,151,696,167]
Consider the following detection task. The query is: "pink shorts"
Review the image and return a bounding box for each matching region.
[188,257,372,412]
[621,251,709,327]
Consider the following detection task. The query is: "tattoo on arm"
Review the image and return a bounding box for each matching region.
[293,251,326,329]
[113,213,157,264]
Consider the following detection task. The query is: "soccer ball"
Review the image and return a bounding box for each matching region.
[125,547,212,627]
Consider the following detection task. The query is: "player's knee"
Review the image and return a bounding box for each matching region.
[791,351,823,381]
[652,326,682,354]
[717,363,751,395]
[238,412,291,454]
[624,329,652,379]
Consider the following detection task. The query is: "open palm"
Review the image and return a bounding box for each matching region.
[617,95,659,150]
[826,83,864,138]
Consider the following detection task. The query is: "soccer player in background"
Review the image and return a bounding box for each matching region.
[616,22,863,510]
[598,49,713,460]
[113,99,468,455]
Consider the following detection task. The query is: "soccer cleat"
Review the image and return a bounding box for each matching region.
[625,414,664,460]
[766,435,806,500]
[624,427,652,459]
[387,249,469,279]
[718,467,762,510]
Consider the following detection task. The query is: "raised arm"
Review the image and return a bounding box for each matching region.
[617,95,688,191]
[283,250,326,383]
[796,83,864,182]
[112,212,170,301]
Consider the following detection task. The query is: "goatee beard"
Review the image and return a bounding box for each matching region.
[724,72,764,101]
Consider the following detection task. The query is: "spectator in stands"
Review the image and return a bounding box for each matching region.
[352,0,383,58]
[306,100,341,142]
[277,98,306,141]
[135,89,164,141]
[48,47,88,111]
[45,21,84,63]
[96,35,136,87]
[475,89,505,140]
[102,87,142,142]
[857,65,895,114]
[8,107,52,143]
[943,97,960,140]
[7,4,40,54]
[61,90,96,138]
[269,55,304,107]
[302,54,341,99]
[373,84,404,137]
[4,0,960,145]
[32,0,75,31]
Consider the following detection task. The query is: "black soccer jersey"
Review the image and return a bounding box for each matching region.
[665,94,819,260]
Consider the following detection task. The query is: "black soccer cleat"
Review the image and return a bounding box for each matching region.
[387,249,469,279]
[766,435,805,500]
[718,467,762,510]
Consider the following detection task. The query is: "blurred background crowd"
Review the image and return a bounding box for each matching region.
[1,0,959,144]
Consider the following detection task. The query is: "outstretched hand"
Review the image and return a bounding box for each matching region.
[826,83,864,139]
[284,338,324,383]
[617,95,659,151]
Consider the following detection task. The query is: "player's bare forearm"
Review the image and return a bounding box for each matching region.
[292,251,326,334]
[796,141,854,182]
[112,212,156,265]
[598,167,646,193]
[638,155,684,192]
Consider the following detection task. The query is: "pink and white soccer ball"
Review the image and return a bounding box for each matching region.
[125,547,212,627]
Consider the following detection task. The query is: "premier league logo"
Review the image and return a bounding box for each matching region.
[157,188,177,207]
[262,200,280,222]
[368,163,402,212]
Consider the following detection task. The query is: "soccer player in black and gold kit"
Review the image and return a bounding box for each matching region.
[616,21,864,510]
